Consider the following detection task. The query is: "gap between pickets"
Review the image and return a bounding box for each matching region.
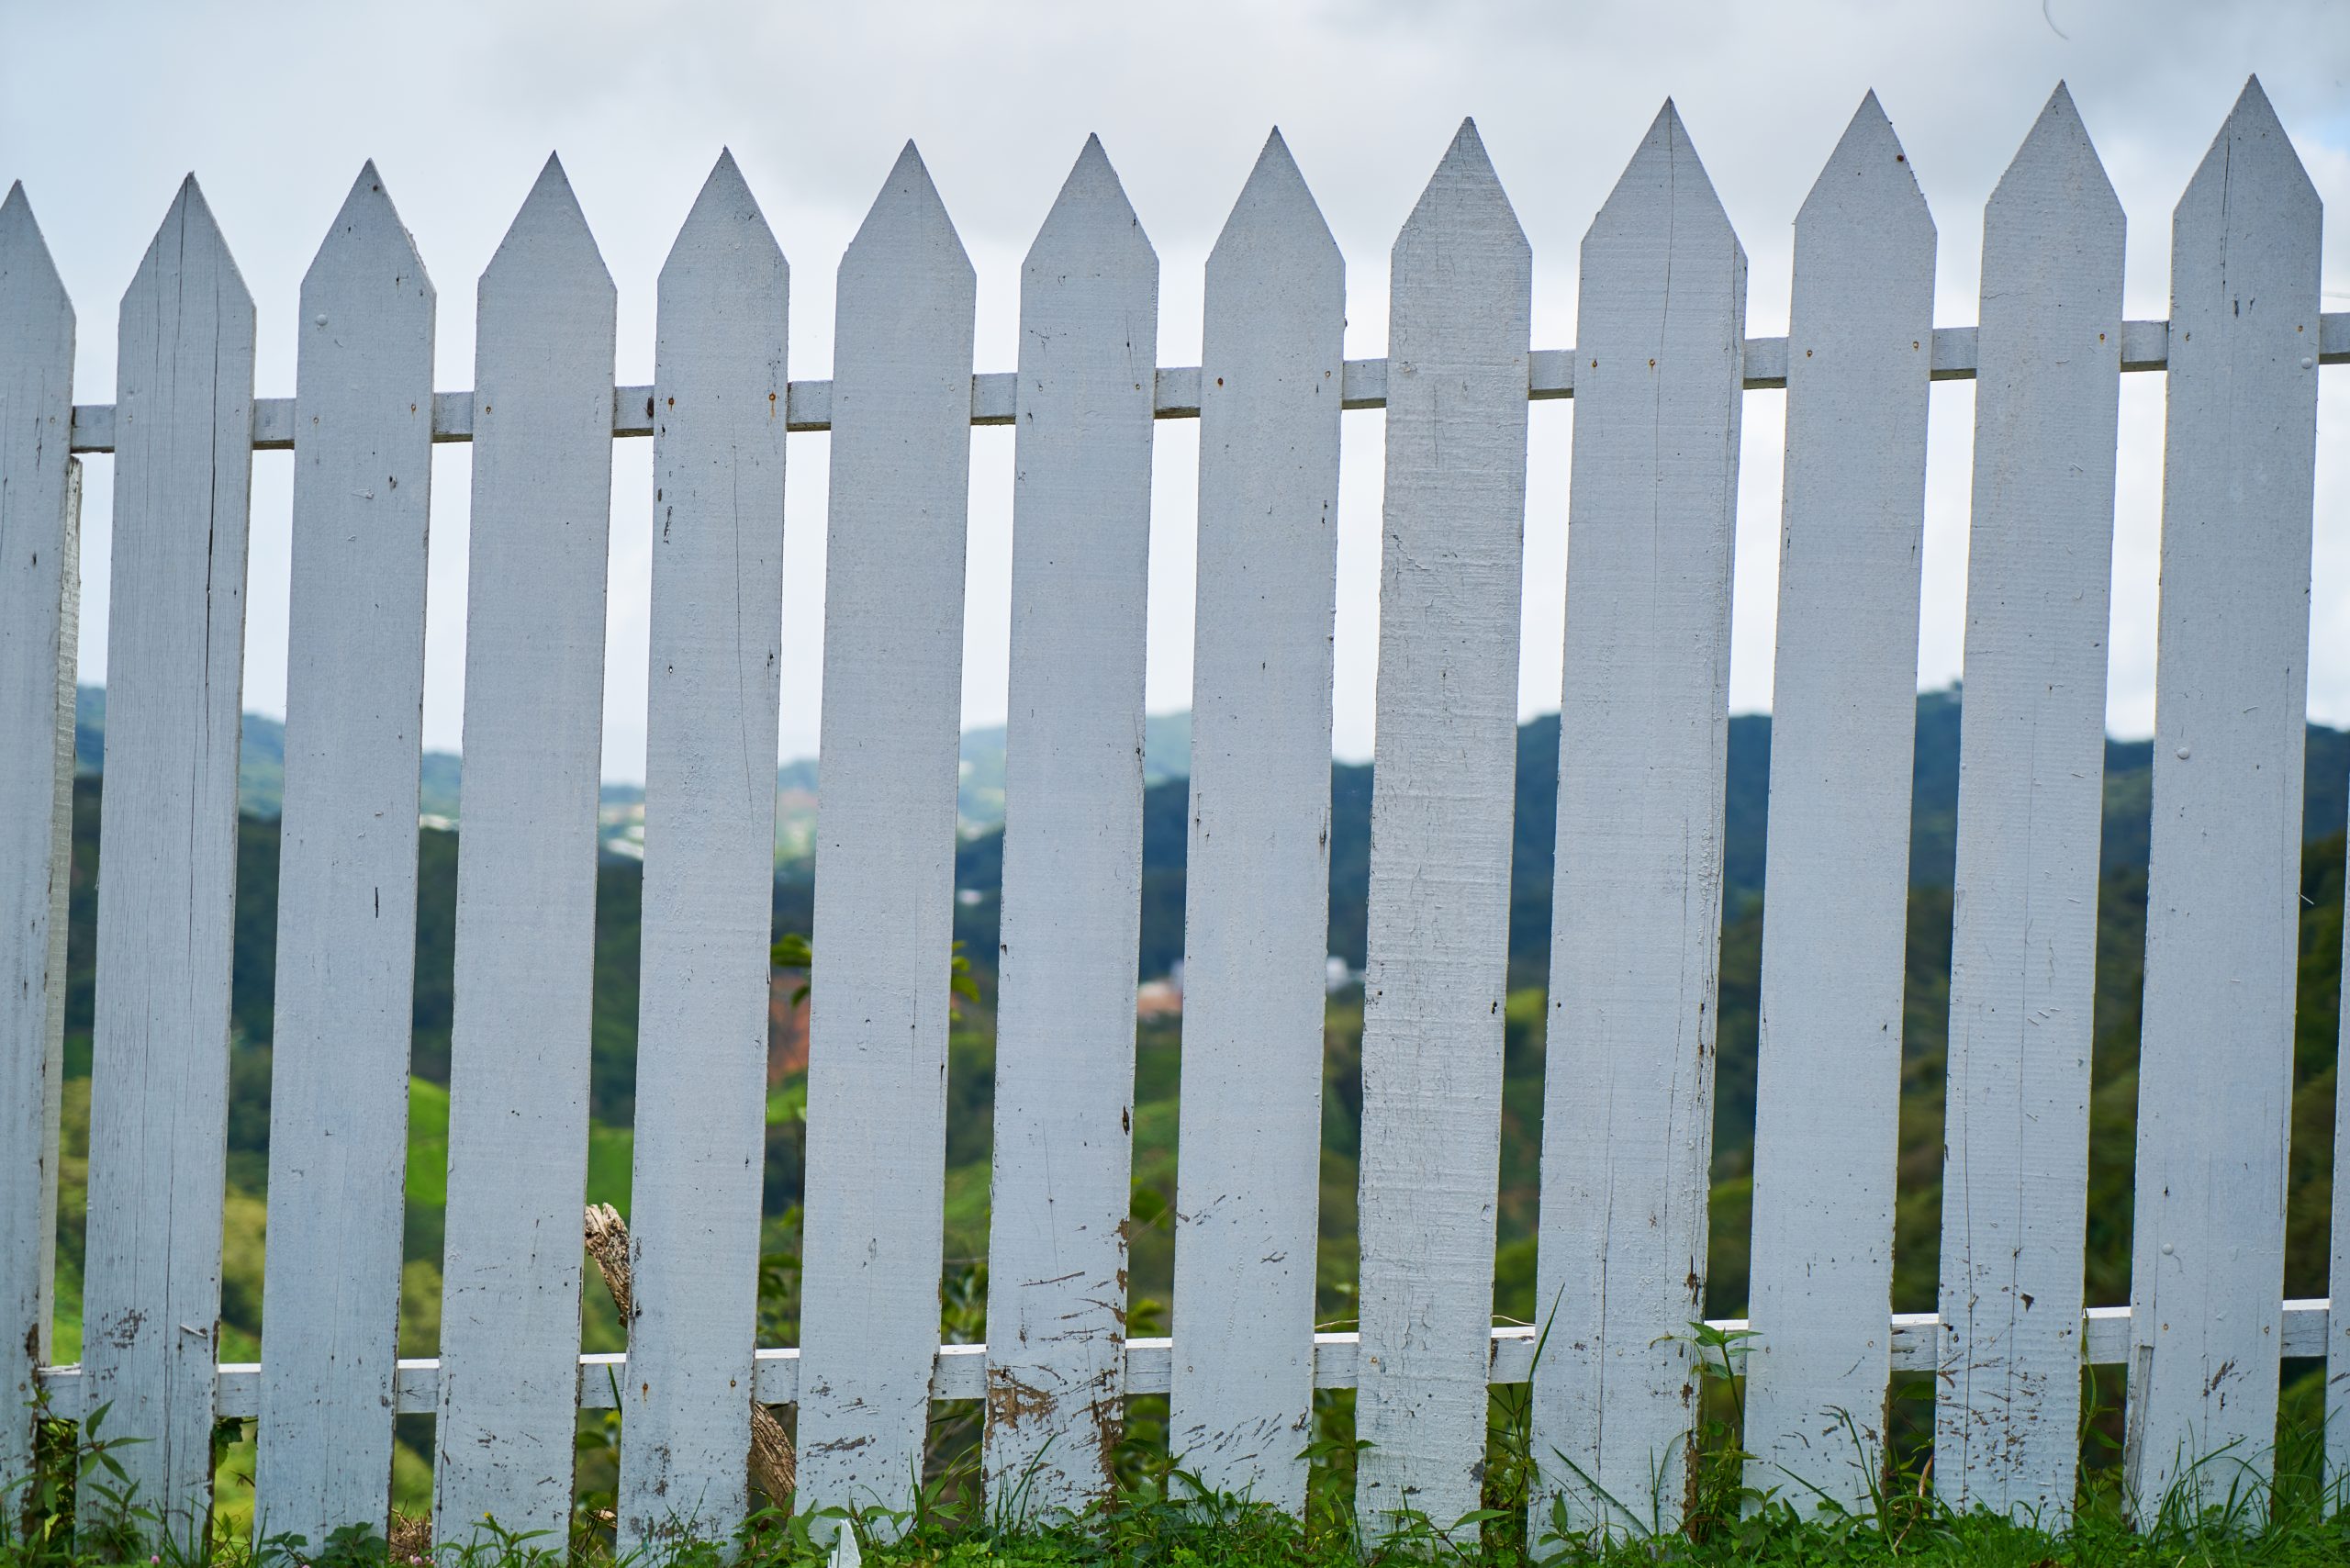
[60,314,2350,454]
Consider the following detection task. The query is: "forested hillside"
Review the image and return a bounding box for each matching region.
[49,689,2350,1504]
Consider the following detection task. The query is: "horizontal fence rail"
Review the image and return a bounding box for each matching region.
[31,1303,2339,1419]
[56,314,2350,453]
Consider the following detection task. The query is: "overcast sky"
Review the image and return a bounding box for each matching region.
[6,1,2348,776]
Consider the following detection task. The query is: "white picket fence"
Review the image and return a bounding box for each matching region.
[3,77,2346,1553]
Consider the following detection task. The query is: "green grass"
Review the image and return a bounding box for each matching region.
[10,1460,2350,1568]
[14,1367,2350,1568]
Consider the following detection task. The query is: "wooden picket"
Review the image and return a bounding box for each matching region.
[79,178,255,1544]
[982,136,1158,1519]
[2125,79,2321,1515]
[1166,129,1344,1514]
[1354,118,1529,1538]
[615,151,789,1550]
[433,158,617,1545]
[3,78,2347,1557]
[1740,95,1933,1510]
[794,143,975,1527]
[252,164,436,1549]
[1933,84,2123,1524]
[0,183,77,1500]
[1533,101,1744,1539]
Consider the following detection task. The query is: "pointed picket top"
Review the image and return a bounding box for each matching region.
[1796,92,1933,244]
[2166,73,2317,348]
[1025,133,1153,274]
[1587,100,1739,255]
[305,162,433,307]
[1990,84,2121,225]
[126,175,252,320]
[1395,117,1528,262]
[483,154,612,297]
[0,183,71,321]
[844,140,972,284]
[1983,83,2121,255]
[1210,129,1339,276]
[2176,75,2317,232]
[663,147,786,289]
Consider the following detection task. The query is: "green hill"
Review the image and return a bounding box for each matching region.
[49,687,2350,1505]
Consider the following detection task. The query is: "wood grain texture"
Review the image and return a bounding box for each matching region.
[794,143,975,1527]
[80,177,255,1544]
[1933,85,2123,1525]
[1166,129,1344,1514]
[617,151,789,1552]
[1354,119,1529,1540]
[252,165,436,1550]
[1531,102,1746,1541]
[0,183,76,1498]
[982,136,1158,1522]
[432,158,617,1545]
[1739,96,1933,1511]
[2123,79,2321,1515]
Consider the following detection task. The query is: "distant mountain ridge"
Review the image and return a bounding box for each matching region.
[73,686,466,823]
[73,686,2350,926]
[932,688,2350,985]
[70,689,1192,854]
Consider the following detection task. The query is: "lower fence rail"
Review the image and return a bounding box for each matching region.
[29,1301,2332,1421]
